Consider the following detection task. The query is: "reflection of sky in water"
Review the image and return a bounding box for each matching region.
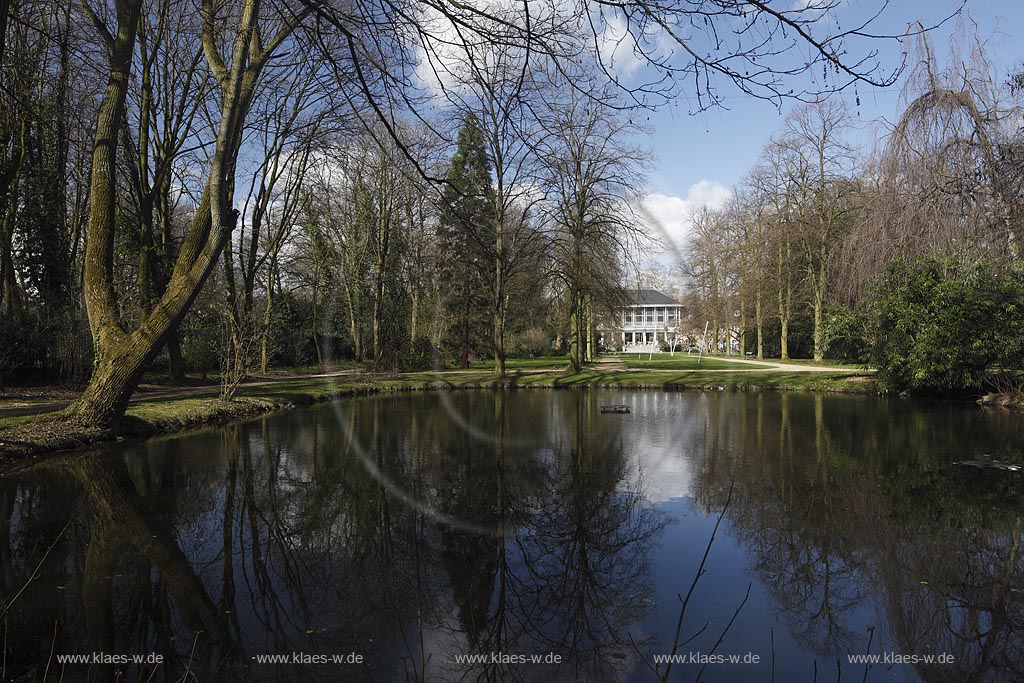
[596,391,698,504]
[1,390,1022,682]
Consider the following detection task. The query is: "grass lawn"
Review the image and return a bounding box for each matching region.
[469,357,571,370]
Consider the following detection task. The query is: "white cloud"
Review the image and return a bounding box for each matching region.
[596,13,646,78]
[412,2,665,100]
[641,180,731,261]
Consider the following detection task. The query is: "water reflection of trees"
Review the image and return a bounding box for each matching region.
[518,392,664,680]
[693,393,1024,682]
[425,391,665,682]
[0,391,666,682]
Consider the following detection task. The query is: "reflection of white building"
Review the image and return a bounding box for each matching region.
[617,289,683,352]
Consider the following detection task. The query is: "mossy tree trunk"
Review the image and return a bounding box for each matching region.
[74,0,303,426]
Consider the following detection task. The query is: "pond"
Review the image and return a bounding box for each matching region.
[1,390,1022,682]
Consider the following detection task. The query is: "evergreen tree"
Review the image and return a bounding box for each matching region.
[439,114,497,368]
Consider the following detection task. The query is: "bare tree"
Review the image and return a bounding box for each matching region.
[74,0,308,424]
[121,0,211,383]
[442,28,548,378]
[684,207,727,353]
[863,27,1021,277]
[539,85,649,371]
[224,50,330,381]
[780,99,855,361]
[729,183,774,359]
[750,139,804,360]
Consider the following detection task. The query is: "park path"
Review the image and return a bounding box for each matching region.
[603,353,859,373]
[594,355,627,370]
[684,356,860,373]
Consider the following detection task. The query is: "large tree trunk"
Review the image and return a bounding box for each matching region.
[493,258,505,378]
[74,0,273,425]
[76,193,233,423]
[755,292,764,359]
[459,291,470,369]
[585,295,595,362]
[568,289,584,372]
[812,255,826,362]
[812,285,823,362]
[167,330,186,383]
[410,289,419,341]
[76,0,146,424]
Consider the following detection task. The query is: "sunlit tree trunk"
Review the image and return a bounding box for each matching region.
[755,291,764,359]
[74,0,301,425]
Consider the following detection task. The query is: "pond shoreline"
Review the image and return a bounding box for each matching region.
[0,368,879,465]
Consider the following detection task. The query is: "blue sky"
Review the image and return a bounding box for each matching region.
[640,0,1024,259]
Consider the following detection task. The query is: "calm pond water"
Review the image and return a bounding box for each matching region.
[1,390,1023,682]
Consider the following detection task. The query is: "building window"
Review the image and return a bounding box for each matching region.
[656,308,664,323]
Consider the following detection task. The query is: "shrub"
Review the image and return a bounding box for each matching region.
[510,327,555,357]
[863,255,1024,394]
[400,336,442,371]
[822,305,870,364]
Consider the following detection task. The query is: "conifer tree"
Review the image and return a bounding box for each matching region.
[439,114,497,368]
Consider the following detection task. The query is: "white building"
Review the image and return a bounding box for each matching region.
[617,289,683,352]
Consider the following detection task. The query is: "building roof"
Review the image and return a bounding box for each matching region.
[627,289,681,306]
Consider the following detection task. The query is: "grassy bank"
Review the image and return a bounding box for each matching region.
[0,364,876,463]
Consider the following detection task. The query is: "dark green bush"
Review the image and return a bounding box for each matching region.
[822,305,870,364]
[400,336,442,371]
[863,255,1024,394]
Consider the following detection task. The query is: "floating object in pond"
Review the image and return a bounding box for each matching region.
[954,460,1022,472]
[600,404,630,413]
